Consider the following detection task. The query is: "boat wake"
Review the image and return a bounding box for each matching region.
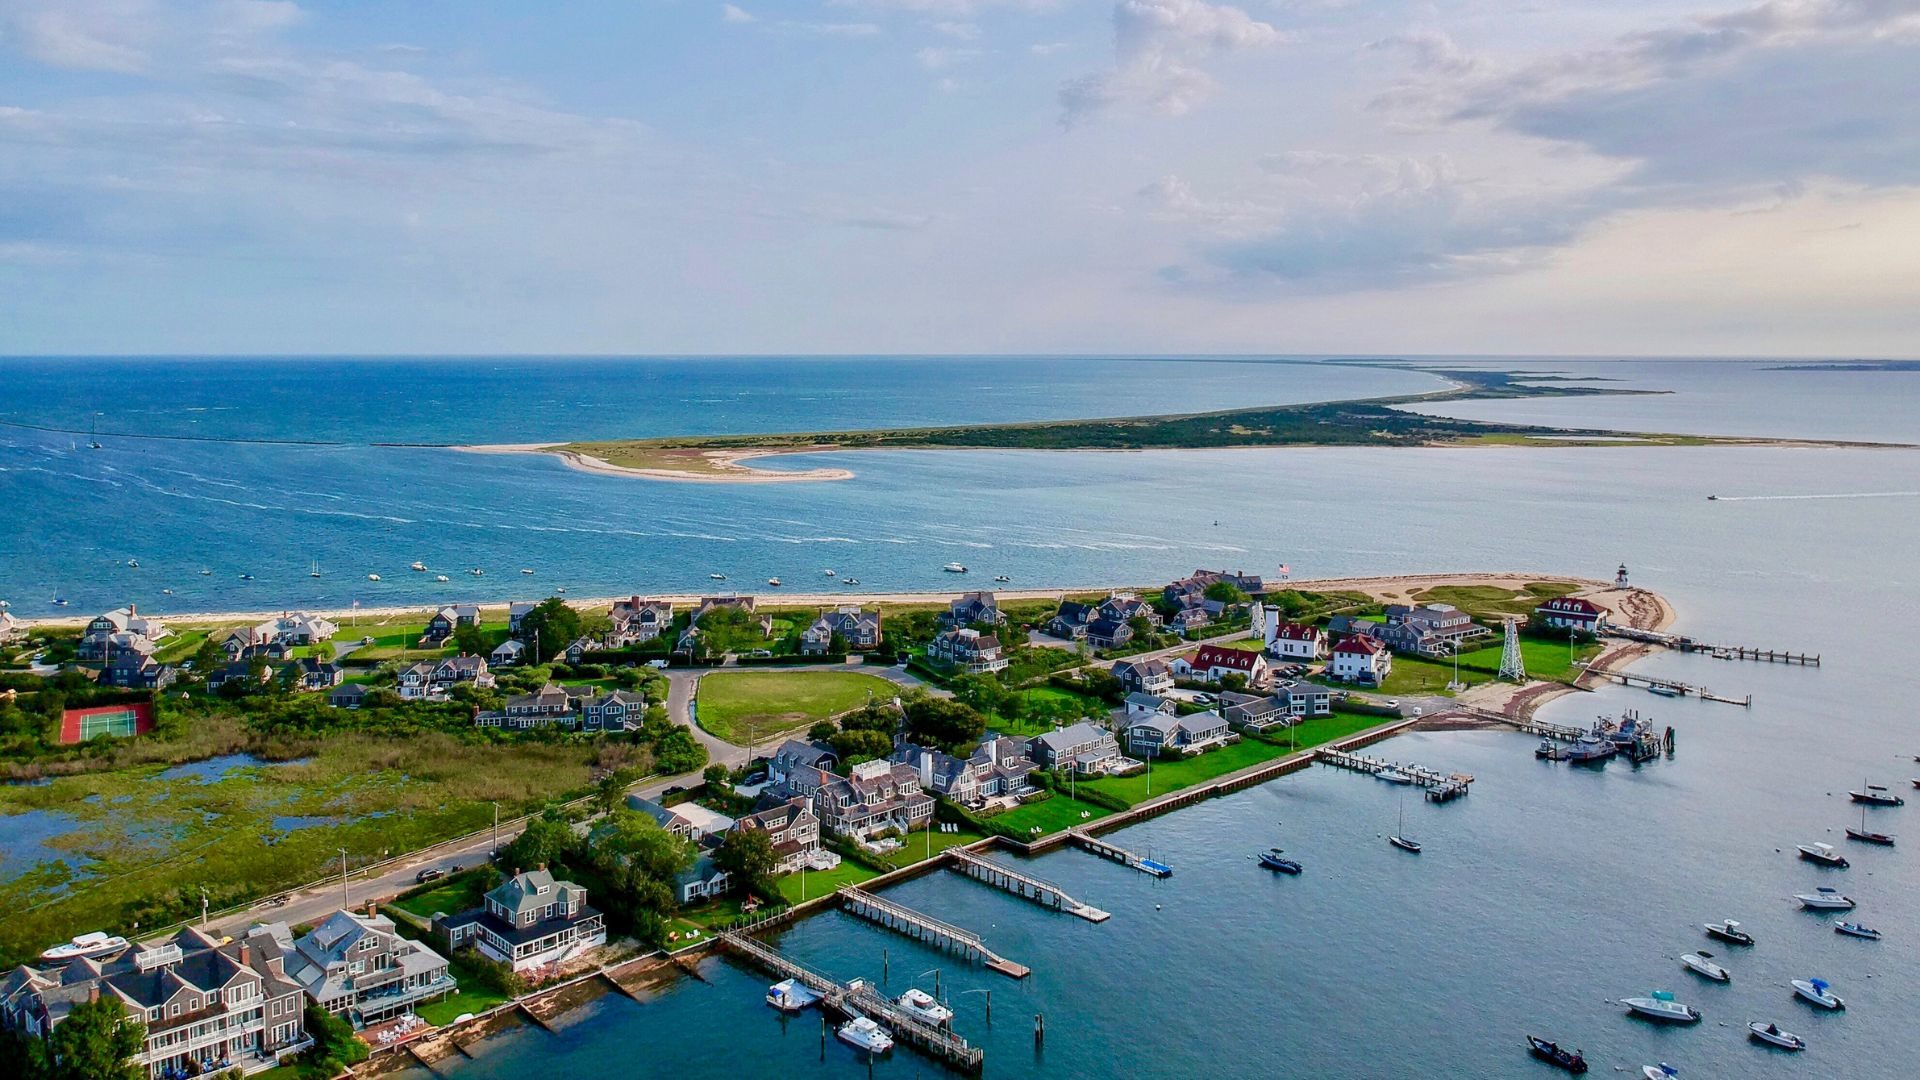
[1710,491,1920,502]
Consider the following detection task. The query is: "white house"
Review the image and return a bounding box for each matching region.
[1171,645,1272,689]
[1254,612,1327,660]
[1534,596,1608,633]
[1329,634,1392,684]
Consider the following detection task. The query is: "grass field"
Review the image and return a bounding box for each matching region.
[1078,711,1381,805]
[389,869,492,921]
[695,670,901,743]
[775,859,878,903]
[1408,582,1579,620]
[1373,637,1601,695]
[991,793,1112,835]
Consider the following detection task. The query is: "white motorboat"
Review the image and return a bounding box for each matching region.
[410,562,428,572]
[896,987,953,1025]
[994,575,1010,582]
[1642,1065,1678,1080]
[765,978,820,1012]
[709,573,727,580]
[521,568,534,575]
[367,573,381,581]
[41,932,130,962]
[842,578,861,585]
[942,563,968,573]
[126,558,139,568]
[822,569,837,576]
[1620,992,1701,1023]
[1796,841,1848,867]
[767,577,782,587]
[1747,1021,1805,1050]
[470,568,485,576]
[1794,887,1855,910]
[1791,978,1844,1010]
[1833,920,1882,941]
[1376,767,1416,785]
[836,1016,893,1053]
[199,568,212,576]
[435,575,450,583]
[1680,952,1729,982]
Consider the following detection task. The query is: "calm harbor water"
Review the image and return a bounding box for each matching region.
[4,357,1917,1075]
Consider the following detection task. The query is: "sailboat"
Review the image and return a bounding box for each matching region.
[309,560,322,578]
[50,586,69,607]
[1845,803,1895,845]
[1388,795,1421,853]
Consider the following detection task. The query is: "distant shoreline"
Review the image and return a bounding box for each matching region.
[455,443,855,483]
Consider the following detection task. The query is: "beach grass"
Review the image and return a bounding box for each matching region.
[695,670,902,744]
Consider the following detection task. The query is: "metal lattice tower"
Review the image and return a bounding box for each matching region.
[1498,617,1527,682]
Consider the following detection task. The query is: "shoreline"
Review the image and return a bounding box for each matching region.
[455,443,855,483]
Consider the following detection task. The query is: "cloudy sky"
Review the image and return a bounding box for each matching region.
[2,0,1916,356]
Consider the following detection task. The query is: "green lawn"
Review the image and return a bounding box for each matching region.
[1374,654,1483,696]
[1410,582,1579,620]
[1452,637,1601,684]
[990,686,1108,737]
[775,859,879,903]
[1079,711,1381,805]
[341,621,447,663]
[153,630,208,664]
[990,794,1112,835]
[696,670,902,743]
[389,869,491,921]
[1214,638,1266,652]
[415,986,511,1026]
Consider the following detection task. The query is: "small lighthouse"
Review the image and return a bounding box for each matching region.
[1614,563,1630,590]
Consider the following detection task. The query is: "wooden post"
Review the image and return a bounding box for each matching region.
[883,947,889,984]
[820,1014,827,1060]
[1034,1012,1045,1046]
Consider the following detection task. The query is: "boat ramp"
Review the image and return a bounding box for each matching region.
[718,931,986,1072]
[838,886,1030,979]
[1067,830,1172,877]
[1314,748,1475,802]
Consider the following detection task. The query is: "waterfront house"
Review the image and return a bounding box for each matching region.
[1219,691,1286,732]
[1534,596,1608,633]
[490,638,527,666]
[1111,658,1175,695]
[277,907,453,1023]
[1084,616,1133,651]
[0,610,21,641]
[942,591,1003,629]
[927,628,1010,674]
[734,797,826,874]
[693,595,757,621]
[288,657,342,692]
[1329,635,1392,684]
[580,690,646,733]
[101,650,176,690]
[1172,645,1272,690]
[1029,722,1123,773]
[801,605,883,654]
[1272,679,1334,717]
[627,796,734,842]
[813,759,936,840]
[508,601,538,636]
[768,739,840,784]
[1377,603,1487,657]
[1169,606,1212,634]
[439,869,606,973]
[1125,710,1230,758]
[423,605,481,643]
[890,742,985,805]
[673,855,732,905]
[1044,600,1095,640]
[272,612,338,646]
[1122,692,1176,722]
[967,734,1038,800]
[79,605,171,661]
[1097,593,1160,626]
[1164,569,1264,609]
[218,621,284,662]
[610,597,675,644]
[328,683,369,710]
[0,925,311,1079]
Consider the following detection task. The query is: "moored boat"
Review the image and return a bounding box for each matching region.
[1641,1065,1677,1080]
[521,568,534,575]
[896,987,953,1026]
[765,978,820,1012]
[1747,1021,1805,1050]
[1849,783,1904,806]
[1833,920,1881,940]
[942,562,968,573]
[367,573,381,581]
[1796,841,1848,867]
[1620,991,1702,1023]
[1647,684,1682,698]
[709,573,727,580]
[836,1016,893,1053]
[1258,847,1303,874]
[1525,1035,1588,1073]
[1389,834,1422,853]
[1534,738,1560,759]
[767,577,781,586]
[1845,803,1895,844]
[1561,731,1616,763]
[40,932,130,962]
[993,574,1010,582]
[1794,887,1854,910]
[1704,920,1754,946]
[1791,978,1844,1010]
[1680,952,1729,982]
[1376,767,1416,785]
[410,561,427,572]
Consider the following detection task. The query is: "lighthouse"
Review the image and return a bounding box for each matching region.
[1614,563,1630,590]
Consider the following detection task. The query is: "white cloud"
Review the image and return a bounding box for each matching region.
[916,45,979,69]
[721,4,756,24]
[0,0,160,72]
[1060,0,1286,126]
[930,20,979,39]
[1029,41,1070,55]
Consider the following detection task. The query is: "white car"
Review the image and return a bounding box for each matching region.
[1385,699,1401,708]
[1190,692,1214,705]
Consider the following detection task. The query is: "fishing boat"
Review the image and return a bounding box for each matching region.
[767,577,781,587]
[896,987,953,1026]
[367,573,381,582]
[1388,796,1420,852]
[1524,1035,1588,1073]
[1620,991,1701,1023]
[1646,684,1682,698]
[1849,783,1904,806]
[994,575,1010,583]
[1747,1022,1805,1050]
[836,1016,893,1054]
[709,573,727,580]
[1605,711,1647,748]
[765,978,820,1012]
[520,568,534,575]
[410,562,427,572]
[1791,978,1844,1010]
[842,578,861,585]
[1680,952,1729,982]
[40,932,130,962]
[1833,920,1881,941]
[1846,804,1895,844]
[942,563,968,573]
[470,568,484,577]
[1377,767,1416,785]
[1642,1065,1677,1080]
[1705,920,1755,946]
[1796,841,1848,868]
[1258,847,1303,874]
[1794,887,1854,910]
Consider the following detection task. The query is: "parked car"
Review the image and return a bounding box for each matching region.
[415,867,446,885]
[749,649,774,658]
[1384,699,1400,709]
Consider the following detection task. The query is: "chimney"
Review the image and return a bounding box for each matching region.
[88,985,99,1003]
[365,900,378,919]
[238,943,251,968]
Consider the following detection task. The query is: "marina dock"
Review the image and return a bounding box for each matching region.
[839,887,1030,979]
[1585,667,1752,706]
[1604,626,1819,665]
[1315,748,1474,801]
[719,931,986,1073]
[948,848,1110,922]
[1067,830,1172,877]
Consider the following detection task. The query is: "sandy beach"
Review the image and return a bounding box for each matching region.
[455,443,853,483]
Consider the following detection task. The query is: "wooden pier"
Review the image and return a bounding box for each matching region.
[948,848,1110,922]
[838,887,1030,979]
[1586,667,1752,706]
[1315,748,1474,801]
[718,931,985,1073]
[1067,831,1172,877]
[1604,627,1818,666]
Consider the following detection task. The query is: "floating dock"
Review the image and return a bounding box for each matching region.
[1315,748,1474,800]
[1067,830,1172,877]
[838,887,1030,979]
[948,848,1110,922]
[719,931,985,1073]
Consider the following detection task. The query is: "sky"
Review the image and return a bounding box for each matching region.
[1,0,1917,357]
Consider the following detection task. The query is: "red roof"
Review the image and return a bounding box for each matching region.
[1272,621,1321,641]
[1536,597,1604,617]
[1332,634,1385,656]
[1189,645,1261,671]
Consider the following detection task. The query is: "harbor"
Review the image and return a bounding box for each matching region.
[1314,747,1475,802]
[837,886,1031,979]
[1602,626,1820,666]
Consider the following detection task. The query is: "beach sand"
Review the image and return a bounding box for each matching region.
[455,443,853,483]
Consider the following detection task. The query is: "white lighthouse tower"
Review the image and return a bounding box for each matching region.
[1614,563,1630,590]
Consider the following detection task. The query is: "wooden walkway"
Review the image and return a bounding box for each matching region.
[1586,667,1752,706]
[839,887,1030,979]
[1315,748,1474,800]
[718,931,985,1073]
[1067,831,1172,877]
[1603,626,1818,665]
[948,848,1110,922]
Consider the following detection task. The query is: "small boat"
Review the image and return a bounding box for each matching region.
[1794,887,1854,910]
[1747,1021,1805,1050]
[126,558,139,568]
[199,568,212,576]
[520,568,534,575]
[1388,796,1420,852]
[309,560,322,578]
[1258,847,1303,874]
[1706,494,1719,501]
[435,575,450,583]
[410,562,427,572]
[40,932,130,962]
[767,577,781,587]
[1705,920,1754,946]
[1681,952,1729,982]
[1849,783,1904,806]
[942,563,968,573]
[1534,738,1560,759]
[1376,767,1416,785]
[1833,920,1881,940]
[1620,991,1701,1023]
[1525,1035,1588,1073]
[237,573,253,581]
[765,978,820,1012]
[556,586,566,593]
[470,568,484,577]
[994,575,1010,583]
[1646,684,1682,698]
[1642,1065,1677,1080]
[836,1016,893,1054]
[1561,731,1616,762]
[1796,841,1848,868]
[51,594,69,607]
[1845,805,1895,845]
[842,578,861,585]
[822,569,836,576]
[896,987,952,1026]
[1791,978,1844,1010]
[161,588,172,595]
[709,573,727,580]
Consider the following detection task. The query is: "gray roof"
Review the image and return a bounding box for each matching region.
[1034,722,1111,751]
[487,869,584,918]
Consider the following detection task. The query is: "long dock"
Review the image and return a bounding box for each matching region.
[948,848,1110,922]
[1315,748,1474,801]
[1067,830,1172,877]
[1604,626,1818,665]
[718,931,985,1073]
[839,887,1030,979]
[1586,667,1752,706]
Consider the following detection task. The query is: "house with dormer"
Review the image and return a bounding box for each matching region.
[439,869,606,973]
[277,908,453,1023]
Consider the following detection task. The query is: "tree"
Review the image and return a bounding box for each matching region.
[949,674,1010,717]
[500,814,577,873]
[651,727,706,775]
[452,624,490,658]
[806,721,837,742]
[713,826,778,896]
[1204,581,1249,605]
[702,764,732,796]
[902,697,986,754]
[827,727,892,765]
[593,772,628,815]
[517,598,582,664]
[44,994,144,1080]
